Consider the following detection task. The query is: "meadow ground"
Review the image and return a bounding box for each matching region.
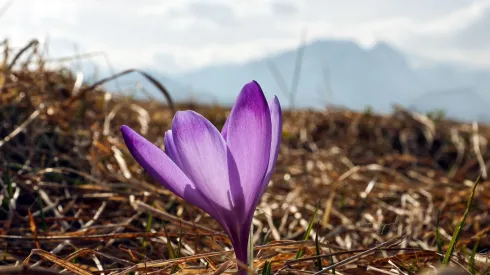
[0,43,489,274]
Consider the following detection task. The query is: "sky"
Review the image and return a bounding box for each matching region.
[2,0,490,73]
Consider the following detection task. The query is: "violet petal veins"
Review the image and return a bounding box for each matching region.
[120,80,282,274]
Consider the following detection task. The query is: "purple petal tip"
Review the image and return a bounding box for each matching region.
[120,125,136,140]
[245,80,262,92]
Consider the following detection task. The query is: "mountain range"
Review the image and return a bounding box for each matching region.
[98,39,490,122]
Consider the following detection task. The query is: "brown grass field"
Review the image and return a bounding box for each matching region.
[0,40,489,274]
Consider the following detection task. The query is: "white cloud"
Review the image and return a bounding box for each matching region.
[1,0,489,72]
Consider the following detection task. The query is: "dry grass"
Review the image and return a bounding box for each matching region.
[0,40,489,275]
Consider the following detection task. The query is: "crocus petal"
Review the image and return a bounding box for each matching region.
[171,110,238,211]
[224,81,272,216]
[168,115,238,237]
[120,125,212,214]
[255,96,282,208]
[221,115,229,139]
[227,96,282,272]
[164,130,183,168]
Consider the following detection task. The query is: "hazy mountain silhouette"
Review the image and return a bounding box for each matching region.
[97,39,490,122]
[168,40,423,113]
[408,88,490,122]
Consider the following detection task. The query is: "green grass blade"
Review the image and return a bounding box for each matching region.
[37,195,48,232]
[442,172,481,265]
[326,242,336,274]
[261,261,272,275]
[435,209,443,254]
[142,213,152,249]
[163,224,176,259]
[296,200,320,259]
[314,224,323,271]
[329,254,336,274]
[262,230,271,245]
[3,161,13,199]
[469,233,483,274]
[176,223,183,257]
[146,213,152,231]
[170,224,183,274]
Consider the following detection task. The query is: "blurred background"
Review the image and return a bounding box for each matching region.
[2,0,490,121]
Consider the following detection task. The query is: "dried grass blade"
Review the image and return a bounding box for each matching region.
[23,249,93,275]
[27,209,40,249]
[0,103,45,148]
[6,39,38,72]
[0,265,64,275]
[67,69,175,113]
[312,234,407,275]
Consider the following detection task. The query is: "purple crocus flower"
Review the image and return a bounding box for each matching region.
[120,81,282,273]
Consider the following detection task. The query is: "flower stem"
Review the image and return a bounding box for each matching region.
[248,222,254,275]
